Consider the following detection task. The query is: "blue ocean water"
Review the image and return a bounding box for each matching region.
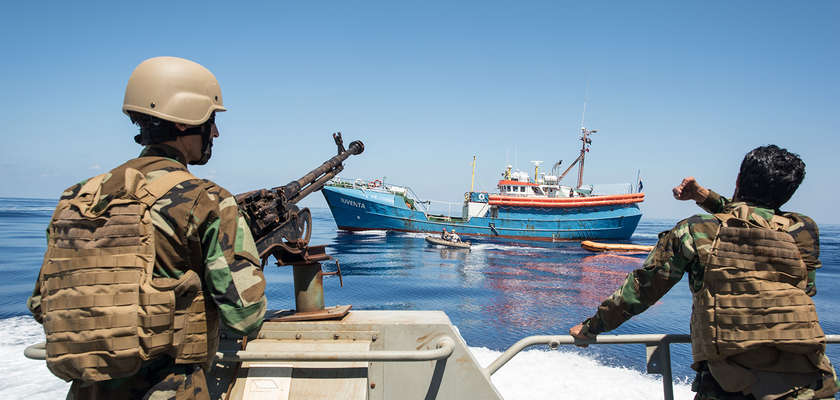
[1,197,838,398]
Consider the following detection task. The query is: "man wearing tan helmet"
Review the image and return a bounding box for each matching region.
[27,56,267,399]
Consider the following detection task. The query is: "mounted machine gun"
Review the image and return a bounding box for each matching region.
[235,132,364,320]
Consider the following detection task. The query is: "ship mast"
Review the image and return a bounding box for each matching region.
[556,102,597,188]
[576,125,596,188]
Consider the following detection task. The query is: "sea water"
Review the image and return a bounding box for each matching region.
[1,197,838,399]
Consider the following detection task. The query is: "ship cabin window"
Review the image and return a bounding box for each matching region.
[533,187,544,196]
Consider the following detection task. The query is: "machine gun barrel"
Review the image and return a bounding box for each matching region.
[280,139,364,204]
[235,132,364,261]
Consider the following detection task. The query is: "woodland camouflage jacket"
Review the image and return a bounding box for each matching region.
[579,190,822,337]
[28,144,267,337]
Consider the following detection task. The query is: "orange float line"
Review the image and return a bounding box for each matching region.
[581,240,653,253]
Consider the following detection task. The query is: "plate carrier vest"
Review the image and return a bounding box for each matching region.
[40,161,211,382]
[691,206,826,363]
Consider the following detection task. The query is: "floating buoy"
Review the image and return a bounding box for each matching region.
[581,240,653,253]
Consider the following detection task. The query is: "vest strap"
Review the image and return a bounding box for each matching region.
[718,326,822,341]
[717,310,818,325]
[47,336,139,356]
[45,271,142,292]
[140,313,174,328]
[137,170,197,207]
[45,254,145,274]
[140,332,173,349]
[45,313,138,333]
[45,293,138,311]
[140,292,174,306]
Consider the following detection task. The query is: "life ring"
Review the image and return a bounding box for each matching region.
[478,193,487,201]
[368,179,382,188]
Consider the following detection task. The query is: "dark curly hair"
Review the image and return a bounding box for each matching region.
[128,111,214,146]
[735,145,805,209]
[127,111,182,145]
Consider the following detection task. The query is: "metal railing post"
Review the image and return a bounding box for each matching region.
[661,343,673,400]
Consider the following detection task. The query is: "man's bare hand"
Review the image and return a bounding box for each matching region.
[569,323,592,348]
[672,177,709,203]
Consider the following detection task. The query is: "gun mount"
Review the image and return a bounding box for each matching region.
[236,132,364,321]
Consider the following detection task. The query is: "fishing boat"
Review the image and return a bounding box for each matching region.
[322,125,644,241]
[425,235,472,249]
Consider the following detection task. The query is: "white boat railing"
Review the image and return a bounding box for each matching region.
[25,333,839,400]
[589,183,634,195]
[486,334,840,400]
[423,199,466,219]
[328,177,469,219]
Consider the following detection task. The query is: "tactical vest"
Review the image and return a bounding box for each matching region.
[40,160,212,382]
[691,206,825,363]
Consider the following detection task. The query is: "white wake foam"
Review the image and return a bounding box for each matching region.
[0,317,694,399]
[0,316,70,398]
[471,347,694,399]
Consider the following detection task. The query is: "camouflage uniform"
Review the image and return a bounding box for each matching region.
[578,190,839,400]
[28,144,267,400]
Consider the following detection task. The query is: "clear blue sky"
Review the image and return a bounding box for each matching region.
[1,1,838,222]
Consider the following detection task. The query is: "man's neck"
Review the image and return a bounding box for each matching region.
[139,144,189,166]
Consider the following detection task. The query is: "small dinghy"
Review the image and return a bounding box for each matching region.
[581,240,653,253]
[425,236,471,249]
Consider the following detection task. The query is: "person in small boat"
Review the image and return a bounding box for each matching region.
[441,228,449,240]
[449,229,461,243]
[570,145,838,400]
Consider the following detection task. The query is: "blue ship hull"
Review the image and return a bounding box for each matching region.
[321,186,642,241]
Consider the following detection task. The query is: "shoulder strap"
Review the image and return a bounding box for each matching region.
[769,214,793,231]
[136,170,198,207]
[713,203,776,230]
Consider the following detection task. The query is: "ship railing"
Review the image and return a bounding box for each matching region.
[24,336,456,363]
[402,185,431,213]
[327,177,433,213]
[423,199,468,220]
[23,334,839,399]
[589,182,634,195]
[485,334,840,400]
[328,177,471,219]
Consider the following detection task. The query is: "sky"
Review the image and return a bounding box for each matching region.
[1,1,838,222]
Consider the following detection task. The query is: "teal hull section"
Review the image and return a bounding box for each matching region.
[321,186,642,241]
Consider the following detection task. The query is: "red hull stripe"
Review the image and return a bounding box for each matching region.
[487,193,644,207]
[336,226,584,242]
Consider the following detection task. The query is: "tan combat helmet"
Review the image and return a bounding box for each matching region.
[122,56,226,125]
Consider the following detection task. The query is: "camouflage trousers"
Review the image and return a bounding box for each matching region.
[66,359,209,400]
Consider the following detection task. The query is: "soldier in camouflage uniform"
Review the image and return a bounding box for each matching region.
[570,145,839,400]
[27,57,267,399]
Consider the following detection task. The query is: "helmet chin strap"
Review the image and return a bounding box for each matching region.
[192,130,213,165]
[182,119,214,165]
